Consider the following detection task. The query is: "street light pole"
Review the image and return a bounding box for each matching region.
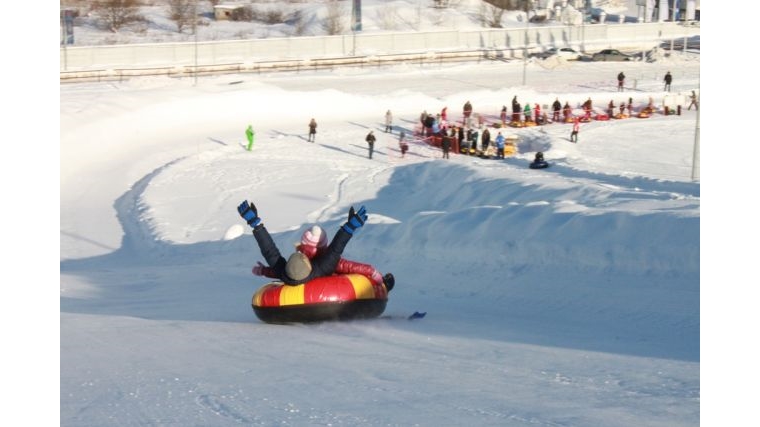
[193,0,198,86]
[522,9,528,86]
[581,2,586,54]
[62,14,68,70]
[691,87,700,181]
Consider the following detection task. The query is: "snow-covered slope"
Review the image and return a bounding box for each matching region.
[59,53,700,426]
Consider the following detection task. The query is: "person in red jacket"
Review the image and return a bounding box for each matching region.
[570,117,580,143]
[251,224,395,291]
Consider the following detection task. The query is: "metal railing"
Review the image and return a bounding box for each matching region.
[60,22,699,82]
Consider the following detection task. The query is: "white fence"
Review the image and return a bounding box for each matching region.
[60,22,699,81]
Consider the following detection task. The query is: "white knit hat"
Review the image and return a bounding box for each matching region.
[301,225,327,248]
[285,252,312,282]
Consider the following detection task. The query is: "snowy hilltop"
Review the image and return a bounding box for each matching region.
[62,0,650,46]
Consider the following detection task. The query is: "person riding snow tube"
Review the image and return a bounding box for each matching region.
[252,273,388,323]
[249,225,394,323]
[529,152,549,169]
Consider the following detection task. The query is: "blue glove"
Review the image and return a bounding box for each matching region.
[237,200,261,228]
[341,206,367,235]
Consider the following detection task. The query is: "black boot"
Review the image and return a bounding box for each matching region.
[383,273,395,292]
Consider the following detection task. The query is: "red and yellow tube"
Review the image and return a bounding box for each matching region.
[252,274,388,323]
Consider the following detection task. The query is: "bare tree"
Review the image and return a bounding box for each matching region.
[168,0,195,33]
[374,4,398,31]
[479,1,506,28]
[231,5,254,22]
[479,0,533,27]
[289,9,310,37]
[94,0,143,32]
[481,0,526,11]
[321,0,345,35]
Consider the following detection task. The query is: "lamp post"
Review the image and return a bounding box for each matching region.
[62,14,68,71]
[351,0,362,56]
[691,87,700,181]
[581,2,586,54]
[193,0,198,86]
[522,9,529,86]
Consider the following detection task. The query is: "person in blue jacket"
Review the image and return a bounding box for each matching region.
[237,201,368,285]
[495,132,506,159]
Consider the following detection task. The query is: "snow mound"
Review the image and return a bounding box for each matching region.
[223,224,245,240]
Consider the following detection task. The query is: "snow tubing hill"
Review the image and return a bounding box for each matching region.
[252,273,388,323]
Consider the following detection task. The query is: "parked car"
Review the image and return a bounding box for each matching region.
[530,47,582,60]
[592,49,632,61]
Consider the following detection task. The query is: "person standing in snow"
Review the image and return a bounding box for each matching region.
[617,71,625,92]
[582,97,593,120]
[495,132,505,159]
[688,90,698,110]
[512,96,521,122]
[457,126,465,153]
[563,101,572,121]
[366,130,376,159]
[552,98,562,122]
[398,131,408,157]
[481,127,491,152]
[663,71,672,92]
[441,131,451,159]
[469,128,479,153]
[463,101,473,119]
[570,117,580,143]
[384,110,393,133]
[237,201,370,286]
[245,124,255,151]
[463,128,473,153]
[308,118,317,142]
[423,114,435,136]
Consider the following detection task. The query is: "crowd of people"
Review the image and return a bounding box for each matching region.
[297,71,694,160]
[403,95,619,156]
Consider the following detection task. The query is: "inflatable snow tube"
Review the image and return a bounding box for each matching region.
[637,112,651,118]
[252,274,388,324]
[594,114,610,121]
[529,160,549,169]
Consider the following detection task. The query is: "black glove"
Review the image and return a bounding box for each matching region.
[237,200,261,228]
[341,206,367,235]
